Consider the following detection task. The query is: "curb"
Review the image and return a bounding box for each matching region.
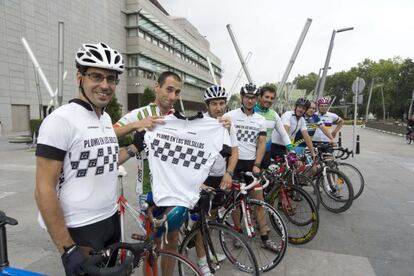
[364,126,404,137]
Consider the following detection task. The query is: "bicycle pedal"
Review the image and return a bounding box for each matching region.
[131,233,145,241]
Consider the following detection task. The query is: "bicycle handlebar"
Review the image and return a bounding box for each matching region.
[332,147,353,160]
[0,211,18,227]
[81,242,148,275]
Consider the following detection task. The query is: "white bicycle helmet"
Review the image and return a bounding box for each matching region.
[240,83,259,96]
[75,42,124,74]
[203,85,228,102]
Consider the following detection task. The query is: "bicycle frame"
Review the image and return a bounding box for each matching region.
[0,213,47,276]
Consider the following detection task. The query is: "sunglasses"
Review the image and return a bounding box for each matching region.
[85,72,119,85]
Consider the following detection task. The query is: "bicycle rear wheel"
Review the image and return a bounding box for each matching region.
[266,185,319,245]
[135,248,202,276]
[293,173,320,210]
[316,168,354,213]
[219,199,287,272]
[179,222,259,275]
[405,133,412,144]
[335,162,365,200]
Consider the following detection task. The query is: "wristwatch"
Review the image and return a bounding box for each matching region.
[226,170,234,177]
[253,163,261,168]
[126,146,136,158]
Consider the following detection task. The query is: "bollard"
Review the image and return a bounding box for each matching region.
[356,135,360,154]
[338,132,342,147]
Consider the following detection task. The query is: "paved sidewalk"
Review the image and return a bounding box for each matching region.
[1,126,413,275]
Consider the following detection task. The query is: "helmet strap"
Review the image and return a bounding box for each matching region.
[79,76,106,115]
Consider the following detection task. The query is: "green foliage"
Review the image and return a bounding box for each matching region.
[142,87,156,107]
[105,96,132,147]
[106,96,123,124]
[293,57,413,119]
[294,73,318,95]
[29,119,43,136]
[228,94,241,110]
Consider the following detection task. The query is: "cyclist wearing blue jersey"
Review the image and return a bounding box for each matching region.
[294,101,335,154]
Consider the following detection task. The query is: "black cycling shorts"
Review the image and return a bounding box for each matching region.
[234,159,255,184]
[313,142,333,154]
[204,175,225,209]
[68,211,121,250]
[270,144,287,160]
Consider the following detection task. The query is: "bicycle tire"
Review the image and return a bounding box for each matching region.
[179,222,259,275]
[266,185,319,245]
[405,134,412,144]
[152,248,203,276]
[316,168,354,213]
[335,162,365,200]
[293,173,320,210]
[219,199,287,272]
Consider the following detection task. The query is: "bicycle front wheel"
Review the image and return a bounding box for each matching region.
[266,185,319,245]
[316,168,354,213]
[179,222,259,275]
[335,162,365,200]
[150,248,203,276]
[219,199,288,272]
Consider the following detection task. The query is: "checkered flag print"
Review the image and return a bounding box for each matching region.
[236,129,258,143]
[70,145,119,177]
[151,139,208,170]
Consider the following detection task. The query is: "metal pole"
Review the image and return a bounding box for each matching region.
[206,56,217,85]
[21,37,55,100]
[318,30,336,99]
[318,27,354,99]
[381,85,386,122]
[57,21,64,107]
[327,96,336,112]
[226,24,253,83]
[277,18,312,104]
[33,65,43,119]
[408,90,414,118]
[365,79,375,123]
[314,68,323,99]
[229,52,252,96]
[352,78,359,156]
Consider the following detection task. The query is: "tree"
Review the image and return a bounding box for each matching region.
[395,58,414,119]
[294,72,318,95]
[142,87,156,107]
[228,94,241,110]
[106,96,123,124]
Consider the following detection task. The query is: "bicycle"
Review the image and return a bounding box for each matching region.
[321,146,365,200]
[1,211,47,276]
[217,171,288,272]
[262,154,320,245]
[179,189,260,275]
[301,146,354,213]
[116,166,202,276]
[405,127,414,144]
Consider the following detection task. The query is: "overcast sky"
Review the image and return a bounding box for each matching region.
[159,0,414,92]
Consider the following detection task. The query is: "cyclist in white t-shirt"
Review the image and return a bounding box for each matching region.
[35,43,134,275]
[193,85,239,275]
[225,83,281,252]
[313,97,344,154]
[271,98,316,159]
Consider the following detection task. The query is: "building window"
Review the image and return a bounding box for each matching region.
[128,28,137,37]
[128,14,137,26]
[138,30,144,38]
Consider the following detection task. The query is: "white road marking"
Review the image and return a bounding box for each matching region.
[0,191,17,199]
